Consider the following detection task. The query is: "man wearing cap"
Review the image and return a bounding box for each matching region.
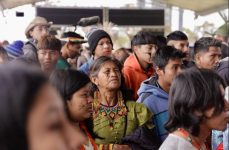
[23,16,52,62]
[79,29,113,74]
[57,32,87,69]
[214,23,229,59]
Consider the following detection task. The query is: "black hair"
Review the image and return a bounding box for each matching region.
[89,56,132,100]
[50,69,90,103]
[0,63,47,150]
[49,69,95,138]
[37,35,62,52]
[194,37,221,55]
[153,46,186,70]
[156,35,167,48]
[166,31,188,43]
[165,68,226,136]
[131,30,157,48]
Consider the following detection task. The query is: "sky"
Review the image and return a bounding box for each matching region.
[0,0,228,42]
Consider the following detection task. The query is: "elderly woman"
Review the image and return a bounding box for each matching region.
[159,68,229,150]
[0,63,86,150]
[50,69,98,150]
[89,56,160,150]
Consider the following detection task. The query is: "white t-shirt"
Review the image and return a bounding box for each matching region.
[159,134,207,150]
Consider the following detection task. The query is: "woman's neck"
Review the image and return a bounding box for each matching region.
[191,124,211,147]
[98,89,117,106]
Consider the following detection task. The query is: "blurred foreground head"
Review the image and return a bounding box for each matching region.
[0,63,86,150]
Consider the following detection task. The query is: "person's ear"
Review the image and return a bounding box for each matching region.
[204,108,215,118]
[194,53,202,65]
[66,42,71,49]
[133,45,139,53]
[66,100,72,107]
[156,66,163,76]
[90,76,99,86]
[29,30,34,37]
[194,110,203,117]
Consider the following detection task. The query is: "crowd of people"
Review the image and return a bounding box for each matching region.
[0,16,228,150]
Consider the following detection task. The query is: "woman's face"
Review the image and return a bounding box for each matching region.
[67,83,93,122]
[203,85,229,131]
[94,37,112,58]
[27,84,86,150]
[92,61,121,91]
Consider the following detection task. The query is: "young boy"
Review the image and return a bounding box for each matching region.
[123,31,157,100]
[37,35,61,76]
[137,46,185,141]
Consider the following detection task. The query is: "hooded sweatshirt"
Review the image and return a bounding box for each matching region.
[123,54,154,100]
[137,76,169,141]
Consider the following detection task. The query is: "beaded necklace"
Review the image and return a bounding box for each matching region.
[93,91,127,129]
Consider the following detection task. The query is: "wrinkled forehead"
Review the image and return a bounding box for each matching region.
[100,61,119,70]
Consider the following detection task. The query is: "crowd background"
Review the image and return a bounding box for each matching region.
[0,1,228,150]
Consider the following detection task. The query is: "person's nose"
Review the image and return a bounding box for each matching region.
[87,96,93,104]
[215,56,220,66]
[44,53,51,60]
[183,46,189,53]
[177,66,182,74]
[42,28,48,36]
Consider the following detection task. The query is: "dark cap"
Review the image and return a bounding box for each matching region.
[86,29,113,52]
[61,32,87,43]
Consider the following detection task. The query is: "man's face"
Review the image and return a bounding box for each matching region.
[158,58,183,88]
[167,40,189,59]
[30,25,49,41]
[67,43,82,58]
[37,49,60,74]
[195,46,221,70]
[134,44,158,64]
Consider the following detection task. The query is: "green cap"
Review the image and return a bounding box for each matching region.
[214,23,229,37]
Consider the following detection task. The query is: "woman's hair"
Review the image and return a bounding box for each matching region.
[89,56,132,100]
[165,68,226,136]
[0,63,47,150]
[50,69,90,115]
[49,69,95,138]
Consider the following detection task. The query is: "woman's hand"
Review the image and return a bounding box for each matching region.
[113,144,132,150]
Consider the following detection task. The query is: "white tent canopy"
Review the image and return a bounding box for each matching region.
[154,0,228,16]
[0,0,42,10]
[0,0,228,15]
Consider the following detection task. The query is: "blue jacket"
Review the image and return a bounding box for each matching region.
[137,76,169,141]
[78,57,94,75]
